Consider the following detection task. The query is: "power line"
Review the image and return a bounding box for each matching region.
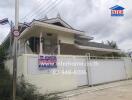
[42,0,64,18]
[21,0,44,21]
[15,0,63,34]
[20,0,64,36]
[29,0,59,20]
[23,0,60,21]
[21,0,51,21]
[7,0,13,21]
[33,0,60,19]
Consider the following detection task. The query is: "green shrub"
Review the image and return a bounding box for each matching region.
[0,69,60,100]
[0,45,60,100]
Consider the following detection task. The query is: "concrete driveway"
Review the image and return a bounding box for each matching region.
[60,80,132,100]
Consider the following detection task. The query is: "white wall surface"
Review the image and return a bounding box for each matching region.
[26,54,77,93]
[57,55,88,86]
[4,56,24,77]
[4,54,132,94]
[57,33,74,44]
[5,59,13,74]
[123,58,132,79]
[88,59,127,85]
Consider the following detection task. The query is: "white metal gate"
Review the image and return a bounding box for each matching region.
[57,56,128,86]
[88,59,127,85]
[57,55,88,86]
[26,54,132,87]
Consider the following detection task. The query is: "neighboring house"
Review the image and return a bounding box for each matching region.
[3,16,120,57]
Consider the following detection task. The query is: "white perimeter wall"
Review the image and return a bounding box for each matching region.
[25,54,77,94]
[123,58,132,79]
[4,55,132,94]
[88,59,127,85]
[4,55,25,77]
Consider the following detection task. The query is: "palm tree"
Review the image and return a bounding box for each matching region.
[107,40,118,49]
[105,41,126,57]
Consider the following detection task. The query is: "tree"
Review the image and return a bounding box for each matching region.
[107,40,118,49]
[104,41,126,57]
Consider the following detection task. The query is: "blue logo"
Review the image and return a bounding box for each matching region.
[110,5,125,16]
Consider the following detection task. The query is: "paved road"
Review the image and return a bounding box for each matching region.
[60,80,132,100]
[69,84,132,100]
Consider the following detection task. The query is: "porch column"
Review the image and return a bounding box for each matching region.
[58,40,61,55]
[40,32,43,54]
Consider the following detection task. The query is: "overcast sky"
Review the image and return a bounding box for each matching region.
[0,0,132,51]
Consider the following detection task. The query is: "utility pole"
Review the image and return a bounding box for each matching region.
[13,0,19,100]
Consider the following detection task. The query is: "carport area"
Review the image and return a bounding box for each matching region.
[60,80,132,100]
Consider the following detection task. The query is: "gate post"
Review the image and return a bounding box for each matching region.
[85,53,91,86]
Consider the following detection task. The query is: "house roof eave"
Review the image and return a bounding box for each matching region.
[40,17,73,29]
[19,20,90,39]
[75,44,121,53]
